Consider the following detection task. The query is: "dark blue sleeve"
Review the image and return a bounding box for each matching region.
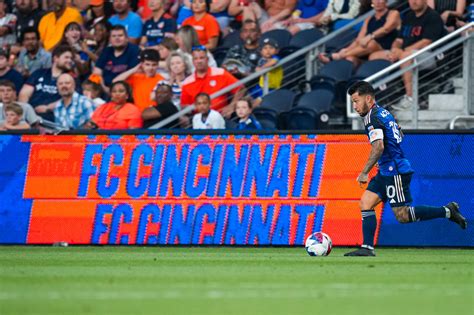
[9,70,25,93]
[95,47,110,69]
[128,45,140,68]
[25,69,40,86]
[166,19,177,33]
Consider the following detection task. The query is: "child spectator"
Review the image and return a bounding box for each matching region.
[252,38,283,98]
[192,92,225,129]
[0,103,30,130]
[81,79,106,107]
[235,97,262,129]
[112,49,164,112]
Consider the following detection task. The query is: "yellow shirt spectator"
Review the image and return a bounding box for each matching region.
[38,7,83,51]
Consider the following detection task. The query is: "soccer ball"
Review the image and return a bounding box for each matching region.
[305,232,332,256]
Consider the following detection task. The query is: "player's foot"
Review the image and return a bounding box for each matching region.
[344,247,375,257]
[446,202,467,229]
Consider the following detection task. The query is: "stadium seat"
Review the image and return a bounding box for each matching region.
[222,31,243,48]
[282,107,319,130]
[310,59,354,90]
[260,29,292,50]
[297,89,334,113]
[260,89,297,113]
[352,59,392,80]
[325,29,358,53]
[252,107,279,129]
[289,28,324,48]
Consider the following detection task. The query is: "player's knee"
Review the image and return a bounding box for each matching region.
[394,206,410,223]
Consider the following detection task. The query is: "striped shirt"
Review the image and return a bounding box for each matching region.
[54,92,97,129]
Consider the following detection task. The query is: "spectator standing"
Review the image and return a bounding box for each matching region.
[92,25,140,88]
[88,81,143,129]
[192,92,226,129]
[181,46,242,114]
[51,73,97,129]
[182,0,220,50]
[19,45,75,121]
[140,0,177,49]
[142,81,179,128]
[369,0,446,110]
[38,0,83,51]
[15,27,52,77]
[113,49,164,111]
[109,0,143,45]
[0,48,24,92]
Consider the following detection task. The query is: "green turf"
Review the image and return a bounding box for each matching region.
[0,247,473,315]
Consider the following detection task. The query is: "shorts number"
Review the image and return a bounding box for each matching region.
[386,185,396,199]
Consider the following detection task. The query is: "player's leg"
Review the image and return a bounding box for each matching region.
[345,175,384,257]
[389,174,467,229]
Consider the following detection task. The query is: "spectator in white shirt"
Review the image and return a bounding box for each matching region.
[192,92,225,129]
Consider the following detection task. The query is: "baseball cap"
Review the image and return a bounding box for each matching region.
[140,49,160,62]
[261,38,279,49]
[90,0,104,6]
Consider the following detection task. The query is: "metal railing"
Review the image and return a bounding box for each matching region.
[347,22,474,129]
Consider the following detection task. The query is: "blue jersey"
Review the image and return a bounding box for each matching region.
[363,104,414,176]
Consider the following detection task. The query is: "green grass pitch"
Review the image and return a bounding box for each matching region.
[0,246,473,315]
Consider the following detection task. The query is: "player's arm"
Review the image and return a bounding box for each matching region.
[357,139,384,185]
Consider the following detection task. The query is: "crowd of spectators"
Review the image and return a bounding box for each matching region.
[0,0,470,131]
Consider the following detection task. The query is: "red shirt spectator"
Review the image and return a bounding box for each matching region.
[181,48,241,111]
[182,0,220,50]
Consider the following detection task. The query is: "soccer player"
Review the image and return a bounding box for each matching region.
[344,81,467,257]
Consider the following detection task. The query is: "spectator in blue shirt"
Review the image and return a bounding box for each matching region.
[18,45,75,122]
[92,25,140,90]
[140,0,177,49]
[53,73,97,129]
[0,48,25,93]
[109,0,144,44]
[235,97,262,130]
[281,0,329,35]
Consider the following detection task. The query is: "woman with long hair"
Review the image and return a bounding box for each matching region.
[175,25,217,69]
[59,22,91,77]
[88,81,143,129]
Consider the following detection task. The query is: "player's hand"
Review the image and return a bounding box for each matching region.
[357,172,369,188]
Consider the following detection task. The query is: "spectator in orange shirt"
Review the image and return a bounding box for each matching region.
[87,81,143,129]
[181,45,244,117]
[112,49,164,112]
[182,0,220,50]
[38,0,83,51]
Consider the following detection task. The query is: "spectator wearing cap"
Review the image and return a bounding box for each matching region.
[16,27,52,78]
[0,0,17,47]
[92,25,140,89]
[113,49,164,112]
[0,79,40,127]
[0,48,24,93]
[140,0,177,49]
[192,92,225,129]
[222,19,261,79]
[142,81,179,128]
[87,81,143,129]
[182,0,220,50]
[15,0,45,42]
[109,0,143,45]
[181,45,243,116]
[50,73,97,129]
[19,45,75,122]
[38,0,83,51]
[252,37,283,99]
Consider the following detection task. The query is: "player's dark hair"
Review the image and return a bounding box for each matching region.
[196,92,211,103]
[347,81,375,97]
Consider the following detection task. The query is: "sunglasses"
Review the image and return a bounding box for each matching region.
[191,45,207,52]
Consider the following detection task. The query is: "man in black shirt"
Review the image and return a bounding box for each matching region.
[369,0,445,110]
[142,82,179,129]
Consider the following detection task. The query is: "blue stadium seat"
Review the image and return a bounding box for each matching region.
[296,89,334,113]
[289,28,324,48]
[353,59,392,79]
[252,107,279,129]
[325,29,358,53]
[260,29,292,49]
[260,89,297,113]
[282,107,319,130]
[222,31,243,48]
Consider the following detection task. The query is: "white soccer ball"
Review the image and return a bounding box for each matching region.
[305,232,332,256]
